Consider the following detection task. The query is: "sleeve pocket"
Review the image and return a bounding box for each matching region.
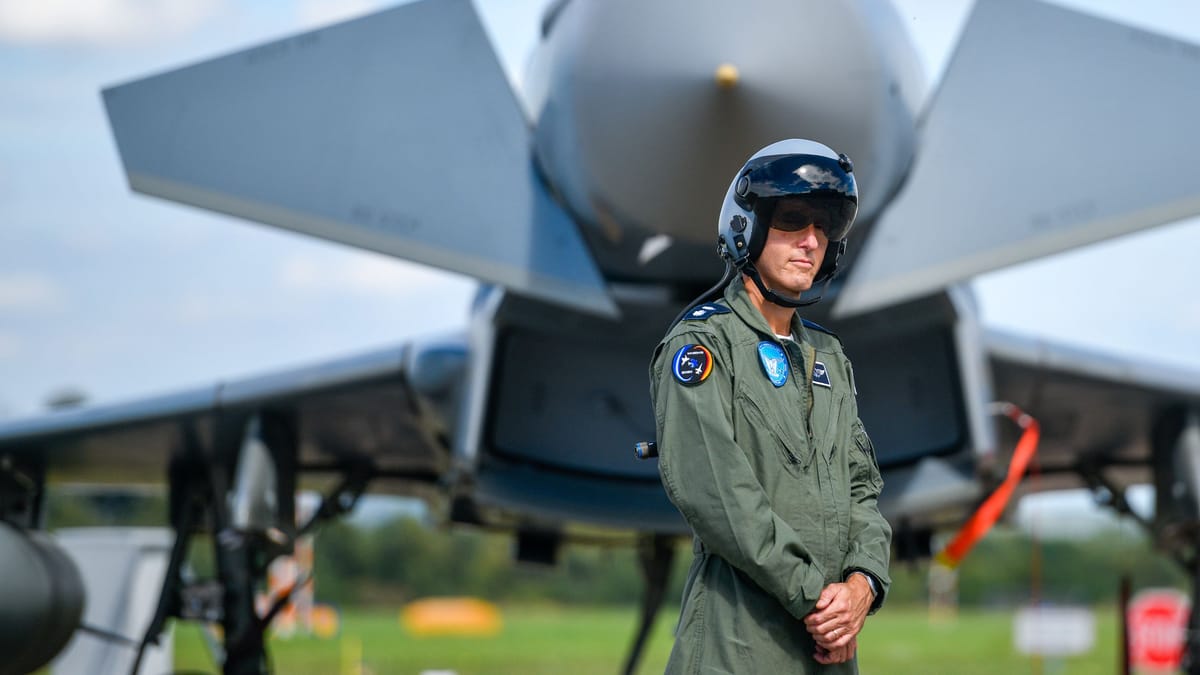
[852,423,883,492]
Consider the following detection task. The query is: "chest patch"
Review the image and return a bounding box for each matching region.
[757,341,789,388]
[672,344,714,386]
[812,360,832,388]
[683,303,731,321]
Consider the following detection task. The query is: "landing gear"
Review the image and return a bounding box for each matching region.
[1151,407,1200,675]
[622,533,676,675]
[134,410,372,675]
[1067,406,1200,675]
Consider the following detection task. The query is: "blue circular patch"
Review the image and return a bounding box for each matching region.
[757,341,789,387]
[672,344,714,386]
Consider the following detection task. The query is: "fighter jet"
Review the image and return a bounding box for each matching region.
[2,0,1200,673]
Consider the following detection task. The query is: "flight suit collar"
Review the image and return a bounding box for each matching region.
[723,276,820,461]
[723,276,809,342]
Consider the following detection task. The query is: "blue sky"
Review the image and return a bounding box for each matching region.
[0,0,1197,420]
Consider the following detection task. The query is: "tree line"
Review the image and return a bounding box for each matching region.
[43,493,1186,609]
[312,517,1186,609]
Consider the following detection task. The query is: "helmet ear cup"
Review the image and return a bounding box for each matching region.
[814,239,846,284]
[747,199,776,262]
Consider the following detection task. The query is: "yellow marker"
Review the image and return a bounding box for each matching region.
[312,603,341,639]
[715,63,739,88]
[340,635,362,675]
[401,597,503,637]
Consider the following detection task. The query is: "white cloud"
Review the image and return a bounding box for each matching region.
[0,274,64,311]
[0,0,222,46]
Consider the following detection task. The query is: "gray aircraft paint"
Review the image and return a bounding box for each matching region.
[526,0,922,282]
[103,0,617,318]
[836,0,1200,316]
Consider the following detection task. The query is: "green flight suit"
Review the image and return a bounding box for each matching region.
[650,279,891,674]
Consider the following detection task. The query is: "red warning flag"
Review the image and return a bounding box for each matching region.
[936,402,1040,569]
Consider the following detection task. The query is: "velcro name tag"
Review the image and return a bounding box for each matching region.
[813,361,832,388]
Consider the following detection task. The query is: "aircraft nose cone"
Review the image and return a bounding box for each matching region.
[714,63,739,89]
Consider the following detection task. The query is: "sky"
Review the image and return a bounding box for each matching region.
[0,0,1198,422]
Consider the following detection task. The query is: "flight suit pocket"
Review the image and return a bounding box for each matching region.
[734,387,807,473]
[820,391,847,460]
[853,423,884,493]
[826,395,851,552]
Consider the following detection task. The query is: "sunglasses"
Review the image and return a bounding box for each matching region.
[767,197,854,240]
[770,205,838,232]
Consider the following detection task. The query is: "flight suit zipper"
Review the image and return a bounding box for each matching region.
[781,339,815,452]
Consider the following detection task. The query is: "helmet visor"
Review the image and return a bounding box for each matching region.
[739,153,857,241]
[745,153,856,199]
[766,194,857,242]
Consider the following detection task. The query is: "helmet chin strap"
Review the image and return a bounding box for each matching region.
[740,261,825,308]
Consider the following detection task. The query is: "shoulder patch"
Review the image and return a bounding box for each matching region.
[682,303,731,321]
[672,344,715,386]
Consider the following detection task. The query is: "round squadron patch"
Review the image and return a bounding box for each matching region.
[672,344,714,386]
[757,341,789,388]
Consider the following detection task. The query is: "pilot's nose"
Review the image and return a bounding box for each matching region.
[796,225,820,249]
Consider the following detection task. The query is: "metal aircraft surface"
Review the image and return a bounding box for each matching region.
[2,0,1200,673]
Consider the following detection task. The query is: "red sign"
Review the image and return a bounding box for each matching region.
[1129,589,1190,670]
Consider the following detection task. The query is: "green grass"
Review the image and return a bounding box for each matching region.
[174,604,1122,674]
[175,605,675,675]
[858,608,1120,674]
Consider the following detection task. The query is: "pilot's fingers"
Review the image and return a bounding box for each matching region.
[816,624,856,649]
[812,583,840,611]
[806,583,850,624]
[813,636,857,664]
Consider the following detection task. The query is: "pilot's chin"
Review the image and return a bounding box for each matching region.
[787,280,815,296]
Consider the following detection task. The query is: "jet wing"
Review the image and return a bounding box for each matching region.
[836,0,1200,316]
[0,339,463,487]
[102,0,616,317]
[985,327,1200,493]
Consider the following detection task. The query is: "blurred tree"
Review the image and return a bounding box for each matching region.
[309,518,1184,609]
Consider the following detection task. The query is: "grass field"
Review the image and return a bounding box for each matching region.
[173,604,1124,674]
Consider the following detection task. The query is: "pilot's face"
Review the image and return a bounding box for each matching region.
[755,198,830,296]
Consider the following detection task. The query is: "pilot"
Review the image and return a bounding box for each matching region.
[649,139,891,672]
